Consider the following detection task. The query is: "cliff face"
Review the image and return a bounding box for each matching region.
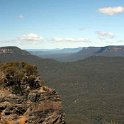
[0,46,30,55]
[0,62,65,124]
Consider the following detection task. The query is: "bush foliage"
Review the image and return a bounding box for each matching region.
[0,61,41,94]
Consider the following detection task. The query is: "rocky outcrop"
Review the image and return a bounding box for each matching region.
[0,62,65,124]
[0,46,30,55]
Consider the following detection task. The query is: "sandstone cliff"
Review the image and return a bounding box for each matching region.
[0,62,65,124]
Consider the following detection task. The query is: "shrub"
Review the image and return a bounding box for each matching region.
[0,61,42,94]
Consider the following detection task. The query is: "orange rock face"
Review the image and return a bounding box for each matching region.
[0,62,65,124]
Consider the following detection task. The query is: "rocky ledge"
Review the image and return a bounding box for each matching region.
[0,62,65,124]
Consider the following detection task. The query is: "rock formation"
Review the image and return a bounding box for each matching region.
[0,62,65,124]
[0,46,30,55]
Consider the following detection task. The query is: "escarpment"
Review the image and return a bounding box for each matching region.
[0,62,65,124]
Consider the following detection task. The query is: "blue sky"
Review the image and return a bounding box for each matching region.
[0,0,124,49]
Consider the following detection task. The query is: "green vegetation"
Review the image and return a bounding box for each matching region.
[104,121,119,124]
[0,62,41,94]
[1,48,124,123]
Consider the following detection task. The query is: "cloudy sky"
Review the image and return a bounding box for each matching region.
[0,0,124,49]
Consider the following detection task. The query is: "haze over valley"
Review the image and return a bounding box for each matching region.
[1,46,124,123]
[28,45,124,62]
[1,0,124,123]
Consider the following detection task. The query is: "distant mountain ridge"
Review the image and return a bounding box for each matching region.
[27,47,82,53]
[28,47,82,60]
[28,45,124,62]
[0,46,30,55]
[96,45,124,55]
[1,46,124,123]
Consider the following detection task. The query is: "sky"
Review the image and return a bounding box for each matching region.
[0,0,124,49]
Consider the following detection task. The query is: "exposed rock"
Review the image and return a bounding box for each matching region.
[0,62,65,124]
[0,46,30,55]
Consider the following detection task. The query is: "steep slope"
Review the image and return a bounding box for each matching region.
[96,45,124,56]
[1,46,124,123]
[0,62,65,124]
[61,45,124,62]
[0,46,30,55]
[59,47,101,62]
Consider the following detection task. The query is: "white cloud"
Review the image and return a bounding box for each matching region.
[19,33,43,41]
[52,37,91,42]
[98,6,124,15]
[18,15,24,19]
[96,31,115,39]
